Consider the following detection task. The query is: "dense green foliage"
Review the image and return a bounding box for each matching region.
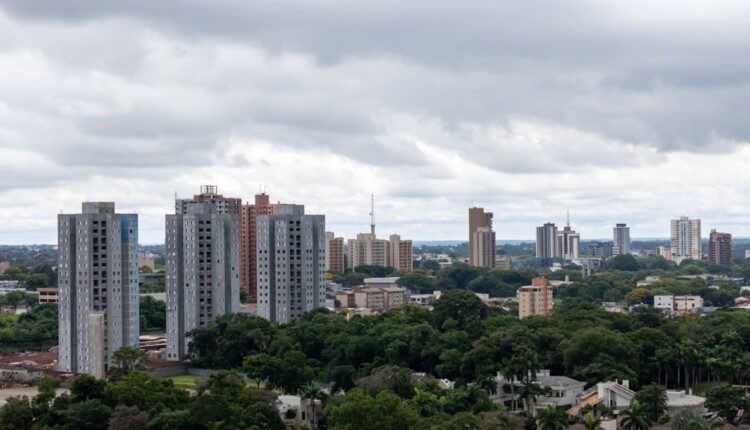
[0,303,57,346]
[139,296,166,331]
[0,371,283,430]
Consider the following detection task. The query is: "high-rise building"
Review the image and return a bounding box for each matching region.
[325,232,345,273]
[557,215,580,260]
[536,223,559,259]
[670,216,701,261]
[57,202,139,375]
[517,278,553,318]
[348,233,388,268]
[612,223,631,256]
[165,186,240,361]
[388,234,413,271]
[240,193,277,297]
[469,207,496,267]
[257,204,326,323]
[708,229,732,267]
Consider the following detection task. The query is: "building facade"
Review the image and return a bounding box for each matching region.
[612,223,631,256]
[517,278,553,318]
[708,229,732,267]
[240,193,277,297]
[57,202,139,375]
[348,233,388,268]
[557,224,580,260]
[325,232,345,273]
[670,216,701,261]
[387,234,413,271]
[256,205,326,324]
[469,207,496,267]
[536,223,559,259]
[165,186,240,361]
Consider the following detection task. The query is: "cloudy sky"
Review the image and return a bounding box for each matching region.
[2,1,750,244]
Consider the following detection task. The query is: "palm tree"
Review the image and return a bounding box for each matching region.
[620,400,651,430]
[500,355,523,412]
[582,411,601,430]
[302,384,326,430]
[536,405,568,430]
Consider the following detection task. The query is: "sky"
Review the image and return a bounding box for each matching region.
[1,1,750,244]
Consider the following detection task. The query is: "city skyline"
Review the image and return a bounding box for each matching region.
[3,2,750,244]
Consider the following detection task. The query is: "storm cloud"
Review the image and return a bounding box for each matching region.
[1,1,749,244]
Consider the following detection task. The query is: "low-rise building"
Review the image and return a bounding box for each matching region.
[568,380,635,416]
[494,369,585,413]
[335,291,356,308]
[381,287,405,309]
[0,364,44,383]
[655,295,703,314]
[37,287,59,304]
[666,390,706,416]
[409,294,435,307]
[354,288,385,310]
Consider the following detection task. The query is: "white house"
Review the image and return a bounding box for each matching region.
[494,370,585,414]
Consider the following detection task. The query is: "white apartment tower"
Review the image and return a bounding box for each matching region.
[557,214,580,260]
[57,202,139,375]
[165,186,240,361]
[257,204,326,323]
[612,223,631,256]
[670,216,701,261]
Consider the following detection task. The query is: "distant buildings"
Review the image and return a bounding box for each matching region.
[325,232,345,273]
[347,196,413,270]
[708,229,732,267]
[557,218,580,260]
[517,278,553,318]
[469,207,496,268]
[494,254,513,270]
[138,252,155,270]
[165,186,240,361]
[588,241,613,259]
[654,295,703,315]
[240,193,277,297]
[256,204,326,324]
[536,223,559,259]
[670,216,701,261]
[57,202,139,376]
[612,223,631,256]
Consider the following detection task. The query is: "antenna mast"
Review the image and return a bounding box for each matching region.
[370,193,375,235]
[566,209,570,227]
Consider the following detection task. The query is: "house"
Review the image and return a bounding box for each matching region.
[494,370,585,414]
[567,380,635,416]
[0,364,44,383]
[277,395,320,429]
[666,390,706,417]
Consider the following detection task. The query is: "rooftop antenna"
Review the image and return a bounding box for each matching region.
[370,193,375,235]
[566,209,570,227]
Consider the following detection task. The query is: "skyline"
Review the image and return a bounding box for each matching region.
[3,1,750,244]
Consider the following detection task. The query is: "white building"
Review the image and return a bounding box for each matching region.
[654,295,703,314]
[494,369,585,414]
[670,216,701,261]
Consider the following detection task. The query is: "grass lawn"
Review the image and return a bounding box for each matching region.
[696,381,724,396]
[168,374,205,390]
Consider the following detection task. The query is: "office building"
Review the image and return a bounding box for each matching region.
[670,216,701,261]
[657,245,672,260]
[588,241,613,259]
[325,232,345,273]
[536,223,559,259]
[495,254,512,270]
[557,216,580,260]
[708,229,732,267]
[240,193,277,297]
[257,204,326,323]
[469,207,496,267]
[517,278,553,318]
[57,202,139,375]
[612,223,631,256]
[388,234,413,271]
[165,186,240,361]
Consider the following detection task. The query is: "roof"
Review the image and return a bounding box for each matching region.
[364,277,400,283]
[380,287,404,293]
[538,375,585,389]
[666,391,706,408]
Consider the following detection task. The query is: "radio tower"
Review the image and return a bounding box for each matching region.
[370,194,376,235]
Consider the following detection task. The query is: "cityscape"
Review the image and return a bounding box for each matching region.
[4,1,750,430]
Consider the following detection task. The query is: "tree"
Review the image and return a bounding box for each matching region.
[604,254,640,271]
[243,353,281,388]
[327,388,420,430]
[112,346,149,375]
[0,395,33,430]
[270,350,313,395]
[71,374,107,402]
[620,400,651,430]
[581,411,601,430]
[432,289,487,330]
[302,384,326,429]
[624,287,652,305]
[108,405,150,430]
[633,384,667,423]
[397,271,436,293]
[704,384,746,423]
[536,405,569,430]
[64,399,113,430]
[240,402,285,430]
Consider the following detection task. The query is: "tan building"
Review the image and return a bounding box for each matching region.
[657,245,672,260]
[674,295,704,312]
[494,254,512,270]
[138,253,155,271]
[0,261,11,274]
[517,278,553,318]
[469,207,496,267]
[388,234,413,271]
[37,287,59,304]
[325,232,345,273]
[381,287,405,309]
[354,288,384,309]
[240,193,277,297]
[335,291,356,308]
[348,233,388,268]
